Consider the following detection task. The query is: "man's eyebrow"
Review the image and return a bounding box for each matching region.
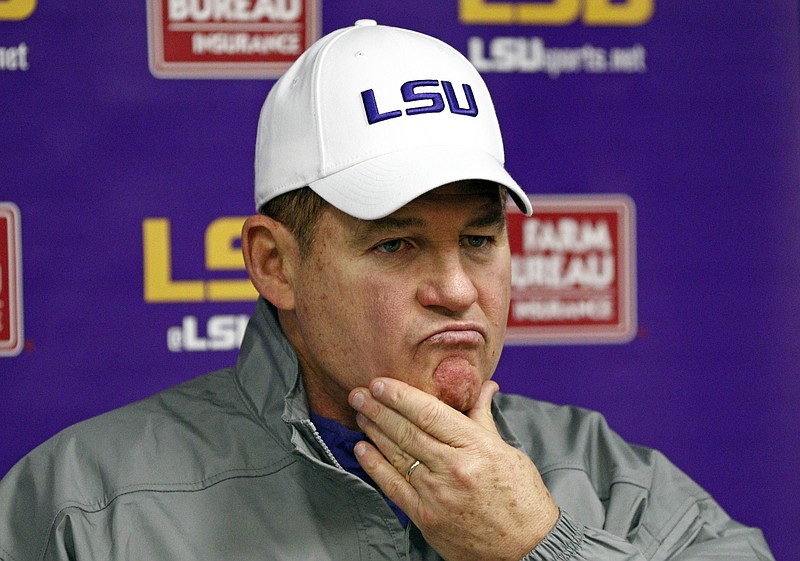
[352,216,427,245]
[465,205,507,230]
[352,204,506,245]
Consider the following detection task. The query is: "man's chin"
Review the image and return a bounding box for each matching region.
[432,357,483,412]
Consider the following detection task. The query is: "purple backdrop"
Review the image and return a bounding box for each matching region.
[1,2,798,558]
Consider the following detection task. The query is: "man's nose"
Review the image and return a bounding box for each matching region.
[416,251,479,314]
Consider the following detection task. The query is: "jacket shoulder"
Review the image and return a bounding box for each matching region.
[0,368,292,559]
[495,392,696,491]
[495,393,724,553]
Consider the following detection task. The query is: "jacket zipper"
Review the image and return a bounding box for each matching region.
[298,418,344,470]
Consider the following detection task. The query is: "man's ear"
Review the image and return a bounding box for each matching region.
[242,214,299,310]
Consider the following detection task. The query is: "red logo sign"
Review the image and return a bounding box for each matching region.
[147,0,320,78]
[506,195,636,344]
[1,202,23,357]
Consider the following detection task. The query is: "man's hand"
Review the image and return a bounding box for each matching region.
[348,378,560,561]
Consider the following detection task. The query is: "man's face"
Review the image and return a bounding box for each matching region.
[283,181,511,427]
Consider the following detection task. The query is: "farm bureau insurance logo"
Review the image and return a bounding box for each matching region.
[1,203,24,357]
[461,0,652,77]
[506,195,636,344]
[147,0,320,78]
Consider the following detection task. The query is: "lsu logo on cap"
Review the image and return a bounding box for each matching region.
[0,0,37,20]
[361,80,479,125]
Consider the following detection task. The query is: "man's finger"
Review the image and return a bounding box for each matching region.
[353,440,420,512]
[355,411,428,475]
[467,380,500,431]
[350,387,449,471]
[366,378,477,447]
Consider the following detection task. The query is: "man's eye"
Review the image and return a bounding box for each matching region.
[462,236,491,248]
[375,239,405,253]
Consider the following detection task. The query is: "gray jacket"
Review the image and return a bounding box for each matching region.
[0,299,774,560]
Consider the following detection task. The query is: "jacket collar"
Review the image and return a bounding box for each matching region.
[235,298,309,430]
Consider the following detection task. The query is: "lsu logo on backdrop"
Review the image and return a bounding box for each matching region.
[167,314,250,352]
[143,216,257,352]
[142,216,255,303]
[0,203,23,357]
[147,0,321,78]
[0,0,36,20]
[461,0,652,75]
[459,0,653,26]
[505,195,637,344]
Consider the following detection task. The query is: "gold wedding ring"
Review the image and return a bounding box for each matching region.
[406,459,422,482]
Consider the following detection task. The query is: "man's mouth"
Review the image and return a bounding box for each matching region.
[423,321,487,346]
[426,329,484,346]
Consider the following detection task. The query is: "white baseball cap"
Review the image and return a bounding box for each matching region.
[254,19,532,219]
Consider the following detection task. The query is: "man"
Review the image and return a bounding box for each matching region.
[0,20,774,561]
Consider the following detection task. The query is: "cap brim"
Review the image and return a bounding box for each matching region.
[308,145,532,220]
